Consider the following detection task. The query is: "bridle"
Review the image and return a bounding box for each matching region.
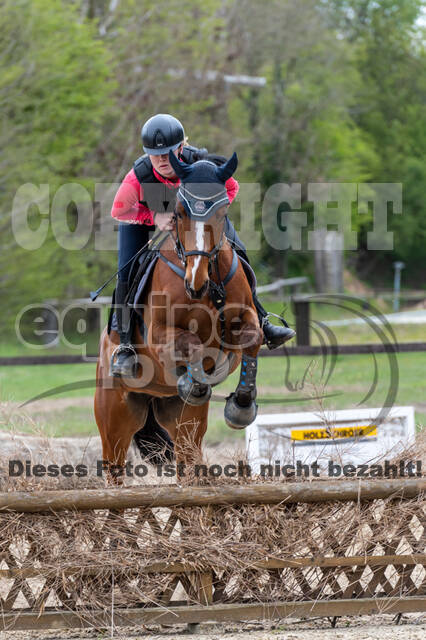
[172,207,228,352]
[172,208,226,277]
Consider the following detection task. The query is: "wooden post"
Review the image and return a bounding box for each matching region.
[0,479,423,513]
[2,597,426,631]
[195,572,213,605]
[292,296,310,346]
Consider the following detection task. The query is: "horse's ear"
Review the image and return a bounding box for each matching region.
[215,152,238,182]
[168,150,192,179]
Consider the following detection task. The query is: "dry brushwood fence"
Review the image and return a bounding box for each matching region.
[0,477,424,633]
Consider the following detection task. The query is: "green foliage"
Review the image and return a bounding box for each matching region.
[329,0,426,275]
[1,0,425,337]
[0,0,114,186]
[0,0,115,325]
[223,1,381,277]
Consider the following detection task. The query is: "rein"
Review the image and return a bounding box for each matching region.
[171,210,228,353]
[173,209,225,265]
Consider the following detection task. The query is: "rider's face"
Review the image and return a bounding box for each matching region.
[149,144,183,178]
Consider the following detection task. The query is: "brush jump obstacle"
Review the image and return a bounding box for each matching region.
[0,479,424,632]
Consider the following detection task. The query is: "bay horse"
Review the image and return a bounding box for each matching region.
[94,151,263,481]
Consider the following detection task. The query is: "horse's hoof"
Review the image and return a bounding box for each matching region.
[177,374,212,406]
[224,392,258,430]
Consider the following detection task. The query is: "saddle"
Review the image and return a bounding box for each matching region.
[108,246,256,340]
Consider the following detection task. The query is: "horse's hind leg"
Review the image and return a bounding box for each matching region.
[132,400,174,465]
[94,382,148,485]
[153,396,209,473]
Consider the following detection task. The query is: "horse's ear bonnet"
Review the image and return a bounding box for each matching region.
[169,151,238,220]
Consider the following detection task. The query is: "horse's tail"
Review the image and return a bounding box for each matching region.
[133,402,174,465]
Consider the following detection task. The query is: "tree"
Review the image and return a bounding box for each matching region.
[0,0,115,330]
[222,0,378,283]
[329,0,426,279]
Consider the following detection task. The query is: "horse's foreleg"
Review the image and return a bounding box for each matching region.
[225,308,263,430]
[152,325,212,406]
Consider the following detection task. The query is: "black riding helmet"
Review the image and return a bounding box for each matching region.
[141,114,185,155]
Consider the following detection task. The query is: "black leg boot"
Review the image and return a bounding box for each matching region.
[252,292,296,349]
[109,280,139,378]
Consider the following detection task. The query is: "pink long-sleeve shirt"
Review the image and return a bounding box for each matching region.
[111,166,239,225]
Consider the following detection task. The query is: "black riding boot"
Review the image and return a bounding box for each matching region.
[109,280,139,378]
[252,291,296,349]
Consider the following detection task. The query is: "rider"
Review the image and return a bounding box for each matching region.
[109,114,295,377]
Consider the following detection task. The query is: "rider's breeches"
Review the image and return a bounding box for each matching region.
[117,221,153,283]
[116,222,151,337]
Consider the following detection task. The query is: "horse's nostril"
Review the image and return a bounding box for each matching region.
[184,280,209,300]
[197,281,209,298]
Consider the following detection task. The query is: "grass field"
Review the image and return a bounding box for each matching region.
[2,295,424,357]
[1,293,424,442]
[264,299,426,345]
[1,352,424,443]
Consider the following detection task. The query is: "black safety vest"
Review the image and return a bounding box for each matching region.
[132,145,226,213]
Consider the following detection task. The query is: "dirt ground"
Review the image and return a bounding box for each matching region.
[0,614,425,640]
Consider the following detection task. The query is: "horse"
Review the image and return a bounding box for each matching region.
[94,151,263,482]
